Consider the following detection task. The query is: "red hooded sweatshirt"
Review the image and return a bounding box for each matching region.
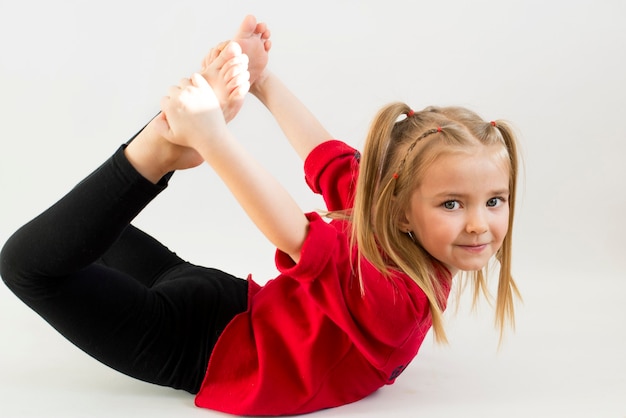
[195,140,450,415]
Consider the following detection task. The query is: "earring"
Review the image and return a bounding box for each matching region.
[407,230,416,243]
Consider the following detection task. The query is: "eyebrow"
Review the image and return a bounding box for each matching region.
[433,189,510,199]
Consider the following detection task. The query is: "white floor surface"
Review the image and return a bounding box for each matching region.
[1,265,624,417]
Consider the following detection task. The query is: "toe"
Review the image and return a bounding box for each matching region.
[237,15,257,38]
[254,22,266,35]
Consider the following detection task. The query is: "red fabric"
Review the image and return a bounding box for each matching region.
[195,140,451,416]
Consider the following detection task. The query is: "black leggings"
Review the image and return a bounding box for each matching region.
[0,144,248,394]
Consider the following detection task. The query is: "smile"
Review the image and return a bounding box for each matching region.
[457,244,488,253]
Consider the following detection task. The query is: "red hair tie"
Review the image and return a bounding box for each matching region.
[490,121,497,127]
[393,173,399,179]
[407,109,415,117]
[436,126,442,132]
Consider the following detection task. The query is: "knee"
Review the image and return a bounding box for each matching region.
[0,230,32,294]
[1,235,19,289]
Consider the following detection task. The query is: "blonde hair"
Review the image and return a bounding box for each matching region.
[349,102,521,343]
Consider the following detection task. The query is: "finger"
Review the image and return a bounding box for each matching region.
[201,47,220,71]
[215,40,229,53]
[226,72,250,95]
[222,61,247,81]
[229,80,250,101]
[223,52,249,67]
[211,41,243,72]
[221,54,249,80]
[178,77,192,88]
[190,72,209,89]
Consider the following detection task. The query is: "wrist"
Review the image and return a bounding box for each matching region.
[249,70,272,99]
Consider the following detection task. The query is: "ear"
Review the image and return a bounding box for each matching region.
[397,216,411,233]
[395,202,412,233]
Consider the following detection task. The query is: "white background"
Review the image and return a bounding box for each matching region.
[0,1,624,417]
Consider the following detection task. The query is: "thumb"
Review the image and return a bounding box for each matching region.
[153,108,172,139]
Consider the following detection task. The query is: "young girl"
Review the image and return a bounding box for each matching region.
[0,15,521,417]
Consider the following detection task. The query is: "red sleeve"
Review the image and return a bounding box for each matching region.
[304,140,360,211]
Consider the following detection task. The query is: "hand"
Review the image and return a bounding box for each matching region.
[157,73,228,152]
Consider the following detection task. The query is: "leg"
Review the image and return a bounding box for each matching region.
[0,27,256,393]
[0,147,247,393]
[97,224,185,288]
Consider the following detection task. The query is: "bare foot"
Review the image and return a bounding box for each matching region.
[200,41,250,123]
[202,16,271,84]
[128,42,250,182]
[126,20,266,183]
[232,15,271,85]
[198,15,270,122]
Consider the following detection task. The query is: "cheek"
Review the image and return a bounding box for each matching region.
[493,209,510,241]
[416,212,458,243]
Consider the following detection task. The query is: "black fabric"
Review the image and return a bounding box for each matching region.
[0,145,248,394]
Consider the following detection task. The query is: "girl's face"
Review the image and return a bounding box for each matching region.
[401,146,510,276]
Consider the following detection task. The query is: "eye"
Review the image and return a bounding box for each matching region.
[486,197,505,207]
[442,200,460,210]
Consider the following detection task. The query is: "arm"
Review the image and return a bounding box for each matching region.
[251,71,332,161]
[197,129,309,263]
[159,74,308,263]
[217,15,329,161]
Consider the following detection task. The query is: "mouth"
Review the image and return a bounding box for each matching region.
[457,244,488,253]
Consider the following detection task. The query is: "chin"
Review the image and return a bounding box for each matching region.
[453,261,489,272]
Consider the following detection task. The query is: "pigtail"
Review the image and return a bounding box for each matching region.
[352,102,451,343]
[490,120,523,342]
[351,102,410,281]
[461,117,522,342]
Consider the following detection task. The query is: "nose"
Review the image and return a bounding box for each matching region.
[465,208,488,234]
